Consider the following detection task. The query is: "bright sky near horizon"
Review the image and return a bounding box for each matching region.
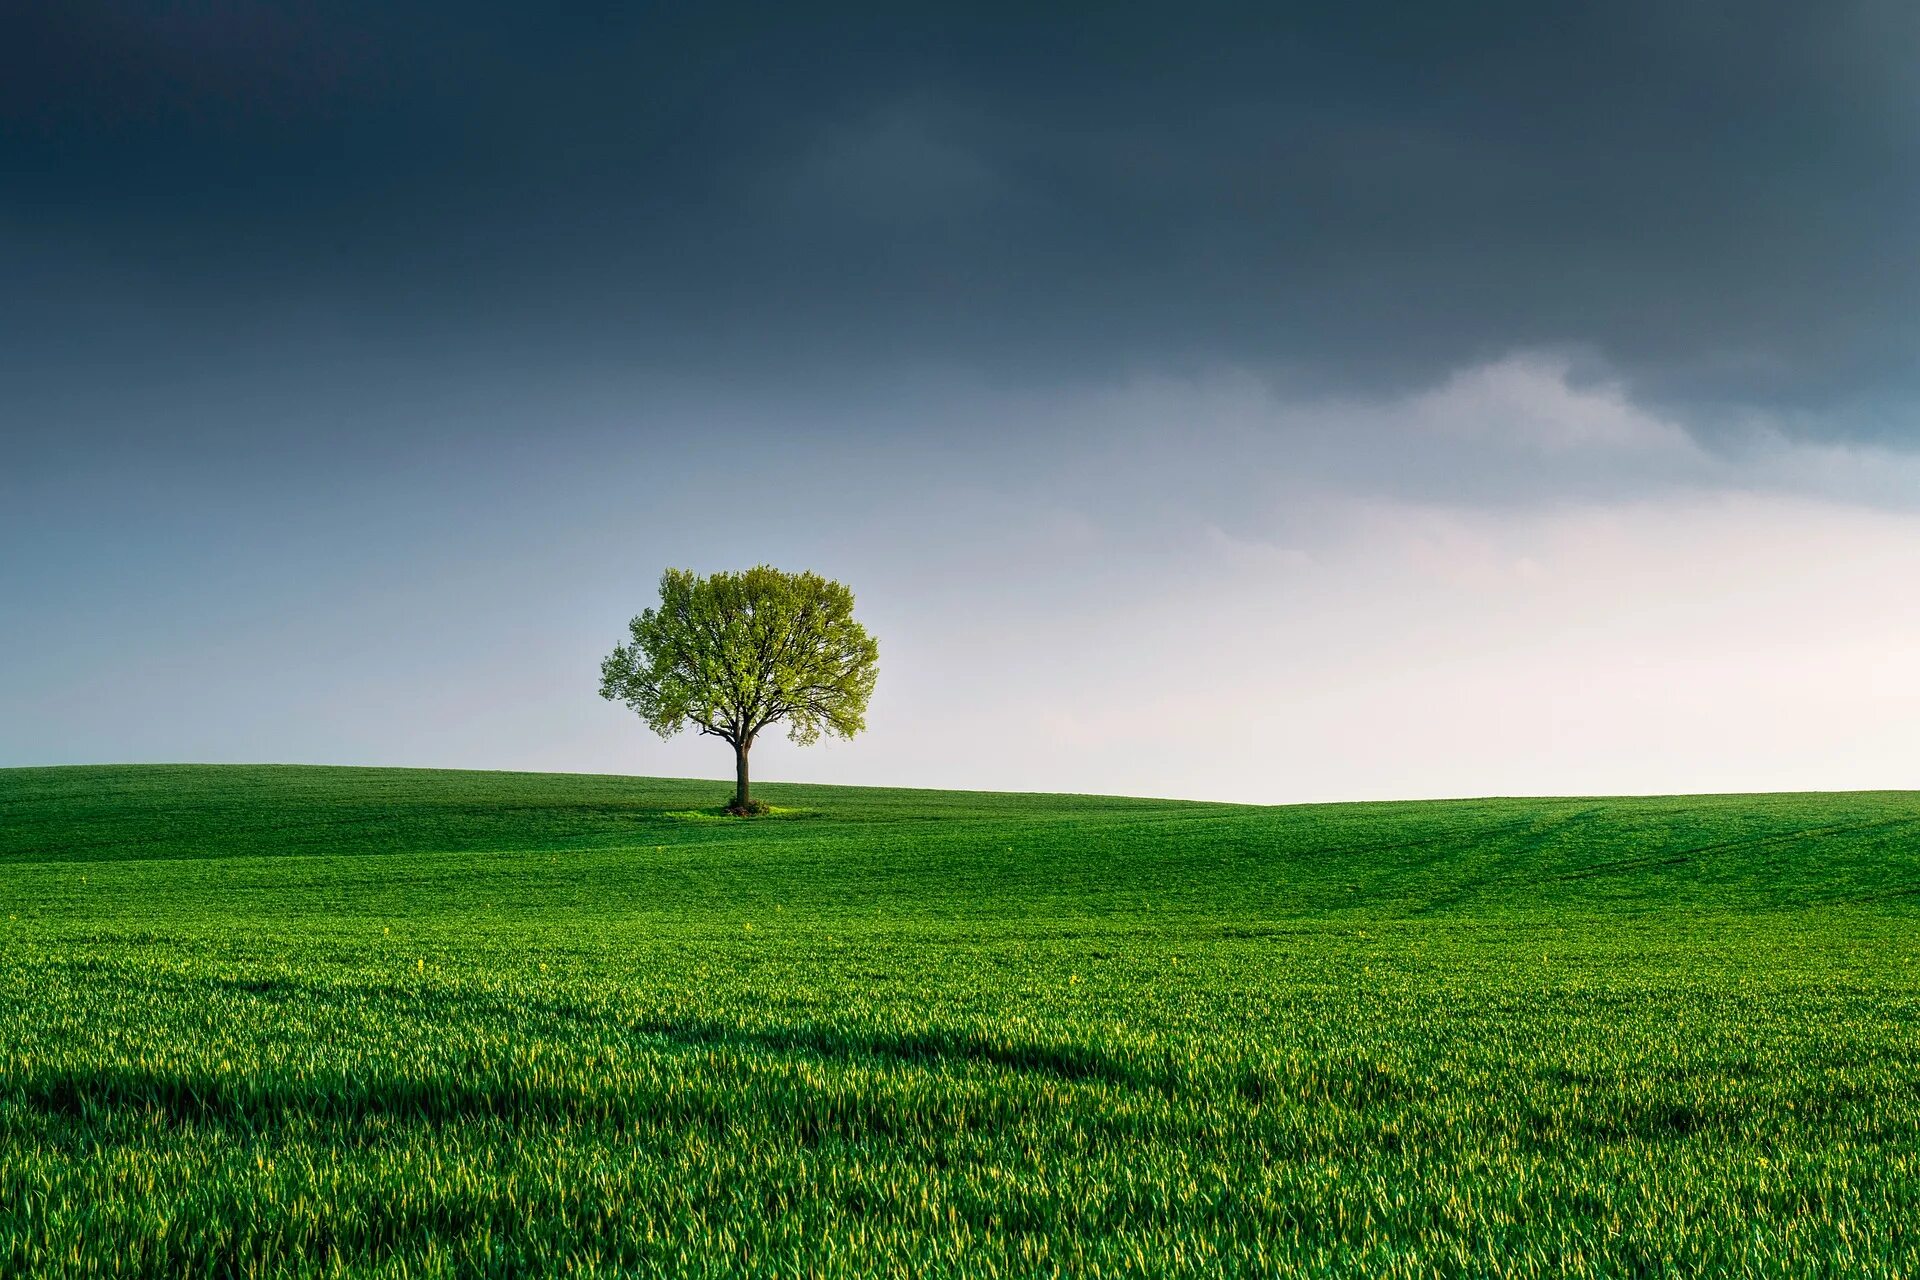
[5,4,1920,802]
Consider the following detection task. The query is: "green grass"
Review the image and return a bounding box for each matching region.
[2,764,1917,1277]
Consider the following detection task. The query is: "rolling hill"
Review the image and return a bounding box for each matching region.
[2,765,1916,1276]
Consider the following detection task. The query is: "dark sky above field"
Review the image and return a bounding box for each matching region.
[6,2,1920,800]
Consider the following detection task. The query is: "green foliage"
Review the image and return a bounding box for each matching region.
[599,566,878,750]
[2,764,1919,1276]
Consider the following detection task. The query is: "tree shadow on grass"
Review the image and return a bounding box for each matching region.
[657,805,822,822]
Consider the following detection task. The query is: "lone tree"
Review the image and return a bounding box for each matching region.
[599,566,879,814]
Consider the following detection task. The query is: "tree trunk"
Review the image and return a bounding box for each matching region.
[733,740,751,811]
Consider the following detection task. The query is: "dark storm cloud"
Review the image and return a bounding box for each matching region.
[4,2,1917,430]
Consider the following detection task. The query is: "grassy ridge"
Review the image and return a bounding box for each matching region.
[2,765,1918,1276]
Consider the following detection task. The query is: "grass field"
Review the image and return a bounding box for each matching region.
[2,764,1917,1277]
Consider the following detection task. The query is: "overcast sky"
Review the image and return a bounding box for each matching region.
[5,2,1920,801]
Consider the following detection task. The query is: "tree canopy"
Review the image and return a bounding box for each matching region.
[598,566,879,812]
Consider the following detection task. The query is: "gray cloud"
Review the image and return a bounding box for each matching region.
[5,1,1918,441]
